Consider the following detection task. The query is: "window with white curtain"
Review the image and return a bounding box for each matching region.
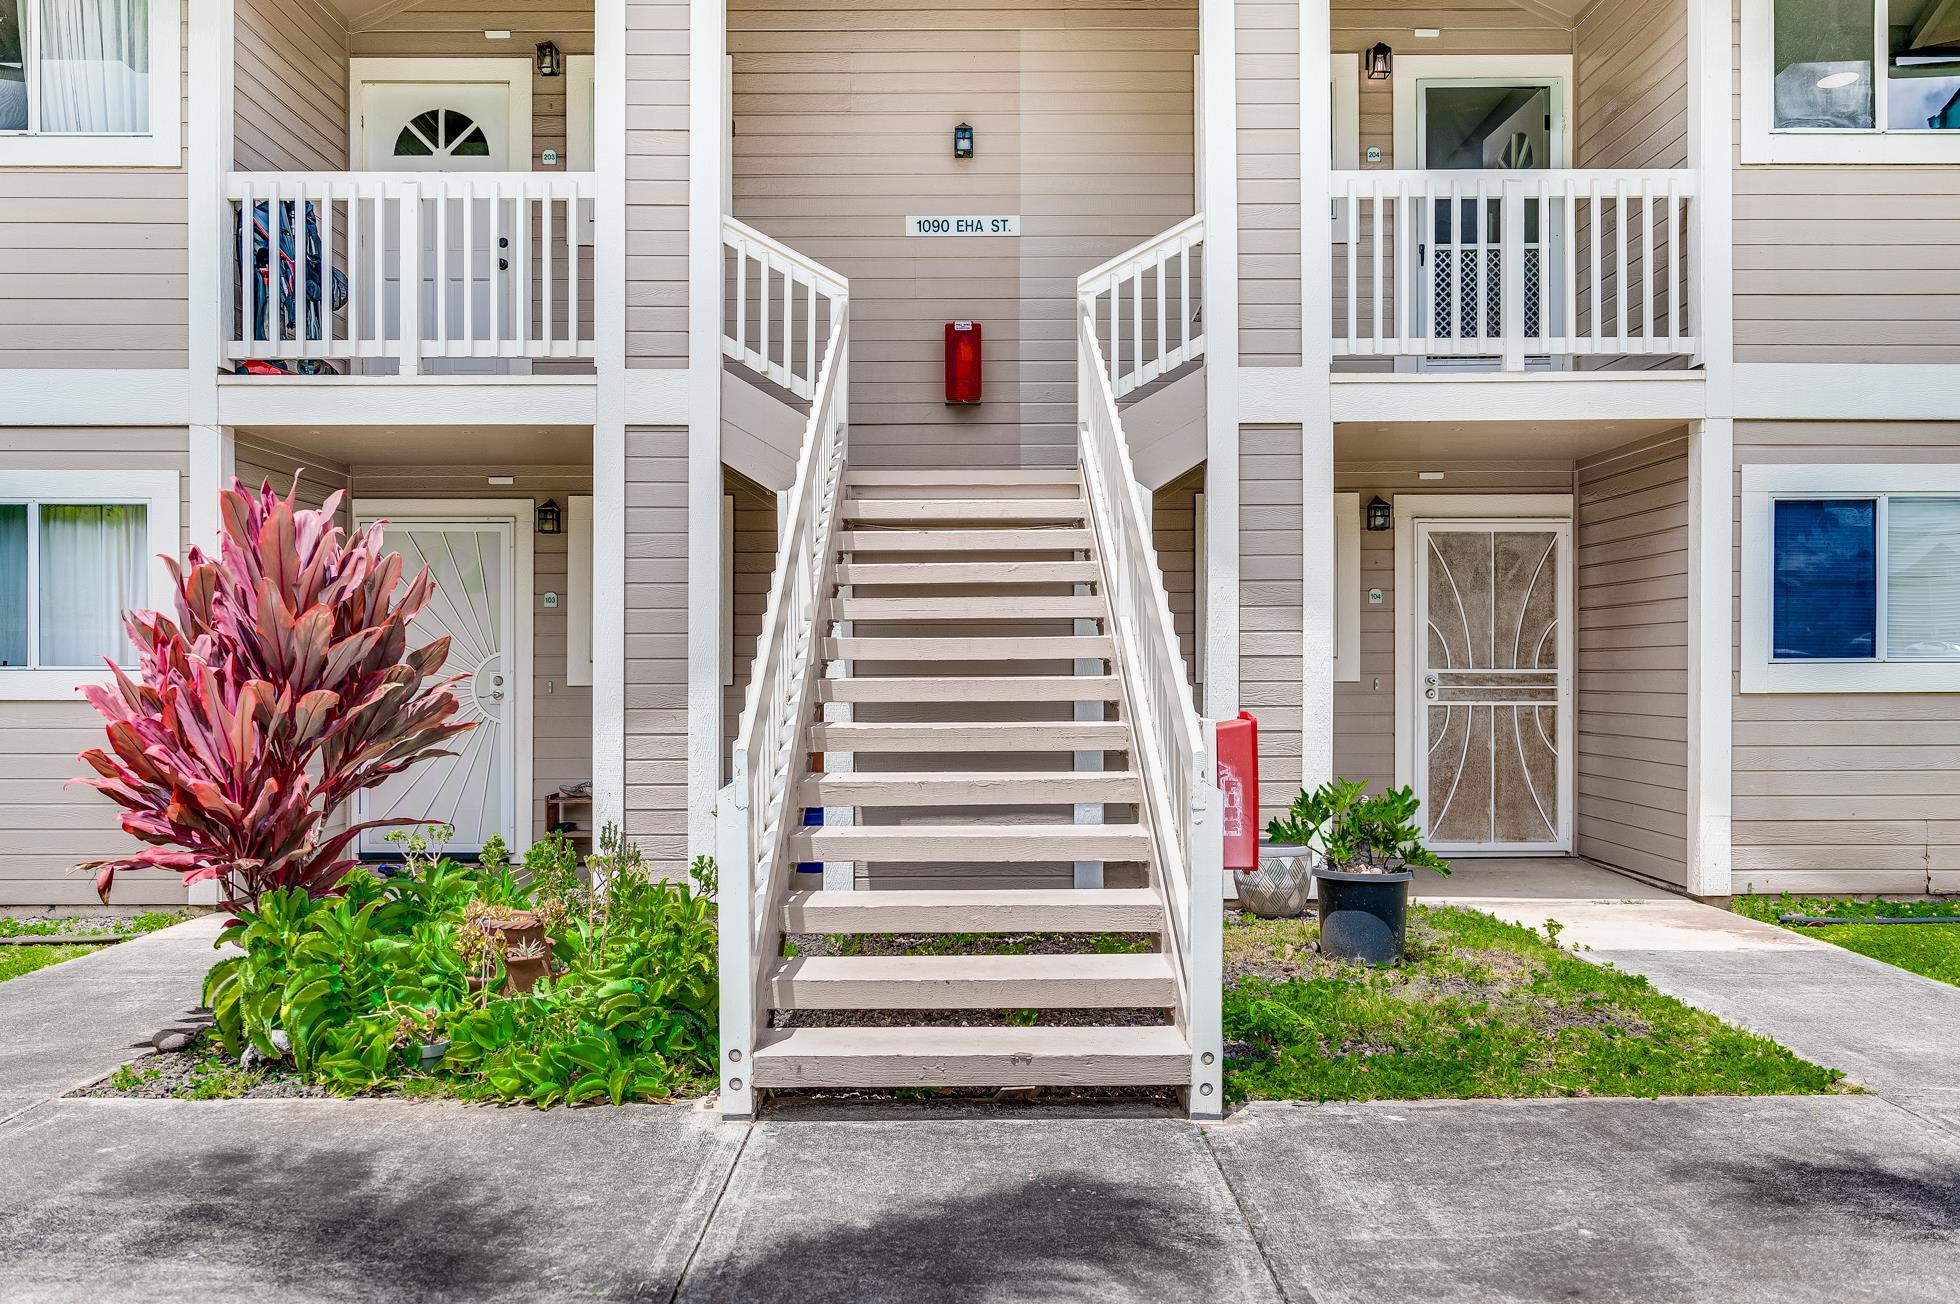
[0,0,177,165]
[1743,465,1960,692]
[0,499,147,668]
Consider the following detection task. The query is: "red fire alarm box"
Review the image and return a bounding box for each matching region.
[1216,711,1260,870]
[945,320,982,404]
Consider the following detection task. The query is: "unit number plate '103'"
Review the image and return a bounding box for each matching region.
[906,216,1021,237]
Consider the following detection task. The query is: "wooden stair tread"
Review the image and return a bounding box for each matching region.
[798,771,1142,805]
[815,676,1120,704]
[843,499,1087,524]
[808,721,1130,751]
[768,952,1175,1009]
[831,596,1105,620]
[750,1025,1192,1087]
[846,469,1082,487]
[824,635,1112,661]
[790,824,1151,862]
[838,528,1093,552]
[835,561,1100,585]
[780,887,1164,933]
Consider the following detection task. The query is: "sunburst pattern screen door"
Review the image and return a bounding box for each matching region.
[355,519,515,857]
[1413,520,1572,853]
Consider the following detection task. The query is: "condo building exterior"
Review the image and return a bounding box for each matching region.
[2,0,1957,1107]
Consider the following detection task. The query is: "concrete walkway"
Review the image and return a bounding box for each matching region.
[3,900,1959,1301]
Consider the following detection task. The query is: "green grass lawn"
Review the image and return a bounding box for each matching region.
[0,911,190,985]
[1224,904,1845,1105]
[1733,895,1960,988]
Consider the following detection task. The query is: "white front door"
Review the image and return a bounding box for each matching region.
[356,517,517,856]
[1411,519,1574,854]
[1414,78,1567,368]
[354,62,530,374]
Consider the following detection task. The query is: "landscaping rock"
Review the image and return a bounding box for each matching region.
[151,1029,195,1053]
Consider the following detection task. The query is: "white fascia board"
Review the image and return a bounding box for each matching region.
[1237,371,1707,424]
[1732,365,1960,421]
[216,376,598,427]
[0,370,193,426]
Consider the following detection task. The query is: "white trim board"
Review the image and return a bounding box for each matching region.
[347,58,535,169]
[353,498,536,849]
[1740,463,1960,694]
[216,376,596,427]
[0,371,193,426]
[0,0,181,167]
[1732,365,1960,420]
[0,468,180,701]
[1390,493,1576,851]
[1739,0,1960,165]
[1237,370,1707,425]
[1390,55,1575,171]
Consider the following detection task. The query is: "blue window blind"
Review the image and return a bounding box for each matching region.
[1773,499,1875,660]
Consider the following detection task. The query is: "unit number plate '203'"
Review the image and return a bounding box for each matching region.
[906,215,1021,237]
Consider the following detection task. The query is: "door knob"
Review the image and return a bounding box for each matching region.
[1425,688,1438,700]
[489,689,505,702]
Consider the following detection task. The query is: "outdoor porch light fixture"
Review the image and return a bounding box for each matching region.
[1366,496,1393,532]
[1365,42,1393,80]
[954,122,975,159]
[536,499,563,535]
[535,40,563,77]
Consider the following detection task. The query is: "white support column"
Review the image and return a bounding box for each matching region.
[592,0,628,841]
[1200,0,1240,717]
[1685,0,1734,896]
[1299,0,1336,792]
[687,0,729,862]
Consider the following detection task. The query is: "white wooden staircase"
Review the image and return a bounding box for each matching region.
[752,468,1192,1090]
[715,216,1222,1118]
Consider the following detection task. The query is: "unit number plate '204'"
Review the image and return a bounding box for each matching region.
[905,215,1021,237]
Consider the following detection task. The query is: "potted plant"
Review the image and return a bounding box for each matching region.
[1237,788,1332,919]
[1261,779,1450,962]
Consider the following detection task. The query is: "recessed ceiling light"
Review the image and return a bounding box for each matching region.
[1414,27,1441,38]
[1418,470,1446,481]
[484,29,512,40]
[1816,71,1861,89]
[488,475,516,486]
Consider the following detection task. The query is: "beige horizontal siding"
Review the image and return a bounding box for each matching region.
[1153,464,1202,702]
[1575,433,1689,888]
[1732,422,1960,894]
[0,428,189,907]
[626,0,691,369]
[723,469,776,775]
[624,425,690,864]
[235,0,349,172]
[1239,0,1299,366]
[1243,425,1301,820]
[731,0,1196,466]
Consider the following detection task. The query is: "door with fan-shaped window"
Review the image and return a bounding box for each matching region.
[357,69,524,374]
[1412,520,1573,854]
[355,517,517,857]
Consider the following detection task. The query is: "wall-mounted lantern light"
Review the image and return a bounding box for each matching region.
[1365,42,1393,80]
[953,122,975,159]
[536,498,563,535]
[1366,496,1393,532]
[535,41,563,78]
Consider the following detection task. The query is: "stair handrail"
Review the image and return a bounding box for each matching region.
[1078,212,1206,399]
[716,282,850,1118]
[722,215,849,400]
[1075,275,1225,1113]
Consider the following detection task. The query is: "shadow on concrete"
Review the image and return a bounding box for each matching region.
[680,1169,1215,1303]
[1694,1155,1960,1240]
[58,1143,537,1299]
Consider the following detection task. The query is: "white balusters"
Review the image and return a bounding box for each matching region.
[1329,168,1697,369]
[223,171,597,373]
[1078,213,1205,399]
[721,216,849,402]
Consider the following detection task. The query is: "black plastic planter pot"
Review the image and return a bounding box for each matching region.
[1313,866,1413,965]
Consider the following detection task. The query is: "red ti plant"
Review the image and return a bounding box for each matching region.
[73,478,476,912]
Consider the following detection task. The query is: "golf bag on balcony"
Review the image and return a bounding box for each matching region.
[234,199,350,375]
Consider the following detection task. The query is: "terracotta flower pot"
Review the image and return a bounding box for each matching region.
[477,911,552,994]
[1232,841,1315,919]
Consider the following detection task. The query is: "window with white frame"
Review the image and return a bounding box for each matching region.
[1745,0,1960,161]
[1743,465,1960,692]
[0,470,174,696]
[0,0,180,166]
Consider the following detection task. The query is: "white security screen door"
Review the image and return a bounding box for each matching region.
[1412,520,1573,854]
[356,68,523,374]
[356,518,516,856]
[1415,79,1566,365]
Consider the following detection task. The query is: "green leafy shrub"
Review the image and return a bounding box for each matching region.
[1264,778,1450,877]
[203,829,717,1105]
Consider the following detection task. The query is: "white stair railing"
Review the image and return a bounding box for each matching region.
[1076,255,1224,1115]
[1078,213,1206,399]
[1329,168,1698,370]
[716,263,849,1118]
[224,171,595,373]
[722,216,850,401]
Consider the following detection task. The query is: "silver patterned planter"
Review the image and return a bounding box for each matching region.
[1232,841,1315,919]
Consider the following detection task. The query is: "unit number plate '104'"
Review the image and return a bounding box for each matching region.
[906,215,1021,236]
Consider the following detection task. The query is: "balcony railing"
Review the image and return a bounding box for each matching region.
[1330,169,1697,370]
[224,171,595,375]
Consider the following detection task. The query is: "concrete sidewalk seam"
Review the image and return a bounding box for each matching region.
[1199,1123,1301,1304]
[665,1118,754,1304]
